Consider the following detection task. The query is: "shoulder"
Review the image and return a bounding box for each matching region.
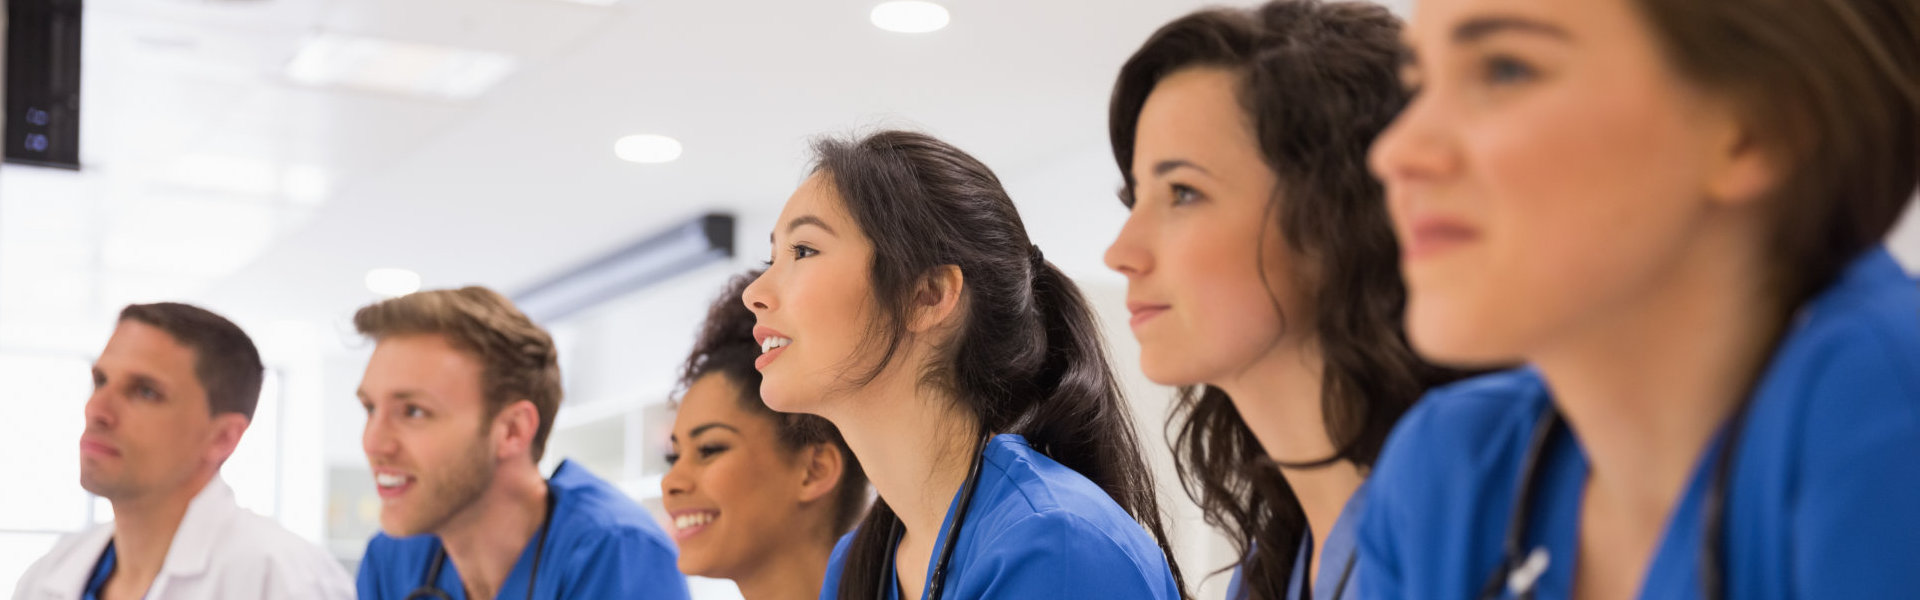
[12,524,113,596]
[223,511,344,569]
[359,531,434,563]
[819,532,856,600]
[547,461,677,563]
[1763,248,1920,416]
[1375,368,1549,482]
[959,436,1178,597]
[962,509,1177,599]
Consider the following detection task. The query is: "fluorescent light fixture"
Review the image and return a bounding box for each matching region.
[365,268,422,297]
[613,134,683,164]
[286,33,518,100]
[871,1,949,33]
[515,213,734,323]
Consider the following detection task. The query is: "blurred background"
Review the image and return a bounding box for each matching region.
[0,0,1915,598]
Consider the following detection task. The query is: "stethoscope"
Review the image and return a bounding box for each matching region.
[407,482,558,600]
[1477,402,1751,600]
[876,434,991,600]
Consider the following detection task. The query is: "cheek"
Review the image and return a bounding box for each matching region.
[1146,218,1291,382]
[1425,86,1716,361]
[708,454,797,526]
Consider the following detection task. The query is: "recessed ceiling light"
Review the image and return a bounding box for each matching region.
[614,134,683,164]
[871,1,949,34]
[365,268,422,297]
[286,33,517,100]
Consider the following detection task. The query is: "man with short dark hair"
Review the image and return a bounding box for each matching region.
[12,303,352,600]
[353,287,687,599]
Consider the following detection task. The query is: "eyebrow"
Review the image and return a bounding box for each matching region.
[1151,159,1209,178]
[1454,15,1573,44]
[356,389,425,404]
[786,215,836,236]
[672,422,741,443]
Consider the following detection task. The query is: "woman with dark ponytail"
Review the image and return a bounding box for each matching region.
[1105,2,1467,599]
[742,130,1185,600]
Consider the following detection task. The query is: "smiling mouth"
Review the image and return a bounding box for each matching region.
[755,337,791,370]
[374,471,416,500]
[671,511,719,541]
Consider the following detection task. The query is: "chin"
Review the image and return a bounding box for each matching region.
[1137,352,1204,388]
[1408,306,1521,369]
[759,375,825,415]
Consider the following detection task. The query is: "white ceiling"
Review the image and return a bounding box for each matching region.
[3,0,1913,359]
[189,0,1240,327]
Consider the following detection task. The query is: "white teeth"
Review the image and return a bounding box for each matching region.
[375,473,409,488]
[760,336,791,354]
[674,512,717,530]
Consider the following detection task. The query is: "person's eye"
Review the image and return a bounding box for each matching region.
[135,385,161,401]
[403,405,427,419]
[1482,54,1539,86]
[792,244,819,260]
[664,452,681,466]
[698,444,729,459]
[1170,184,1204,207]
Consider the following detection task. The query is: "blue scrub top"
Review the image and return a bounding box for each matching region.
[819,433,1182,600]
[1357,247,1920,599]
[1226,480,1368,600]
[356,459,689,600]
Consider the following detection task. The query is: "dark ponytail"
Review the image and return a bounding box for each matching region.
[812,130,1187,600]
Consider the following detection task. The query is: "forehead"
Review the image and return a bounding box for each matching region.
[362,334,487,404]
[1132,68,1257,166]
[98,321,198,379]
[675,374,752,425]
[1406,0,1619,44]
[775,173,857,235]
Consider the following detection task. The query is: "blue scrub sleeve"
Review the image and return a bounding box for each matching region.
[562,528,692,599]
[818,533,855,600]
[1793,340,1920,597]
[964,510,1175,600]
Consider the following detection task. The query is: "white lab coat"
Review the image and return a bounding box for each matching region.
[11,477,353,600]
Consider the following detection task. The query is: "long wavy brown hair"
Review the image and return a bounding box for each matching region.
[1109,2,1469,597]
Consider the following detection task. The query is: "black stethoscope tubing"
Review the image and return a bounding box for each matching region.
[1478,403,1750,600]
[407,482,558,600]
[878,434,991,600]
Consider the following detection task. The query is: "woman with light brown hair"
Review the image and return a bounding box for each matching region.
[1358,0,1919,597]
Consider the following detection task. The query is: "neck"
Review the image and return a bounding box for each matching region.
[108,470,216,585]
[1217,341,1364,585]
[436,461,550,599]
[822,361,978,544]
[1534,220,1782,540]
[732,537,833,600]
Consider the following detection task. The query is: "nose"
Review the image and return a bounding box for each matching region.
[83,386,115,432]
[1105,203,1154,279]
[662,451,694,498]
[362,407,398,461]
[741,268,774,313]
[1368,88,1461,192]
